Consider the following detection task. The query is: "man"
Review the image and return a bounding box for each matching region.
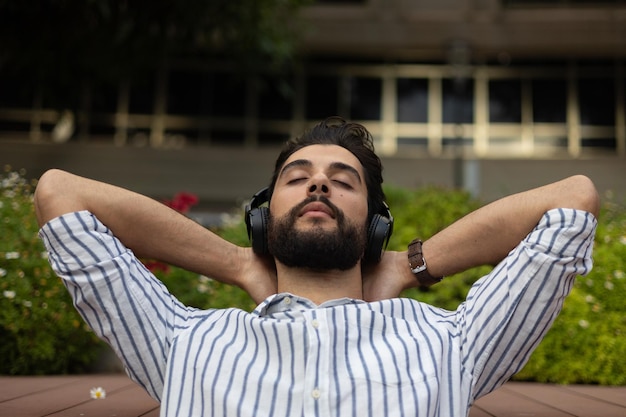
[35,117,599,416]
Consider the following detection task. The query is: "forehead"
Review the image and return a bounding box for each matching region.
[280,144,364,176]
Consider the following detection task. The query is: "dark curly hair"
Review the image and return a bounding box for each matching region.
[267,116,386,223]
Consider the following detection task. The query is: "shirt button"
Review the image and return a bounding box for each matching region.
[311,319,320,329]
[283,297,292,305]
[311,388,321,399]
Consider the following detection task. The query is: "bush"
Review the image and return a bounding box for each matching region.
[384,185,626,385]
[383,185,492,309]
[513,192,626,384]
[1,169,624,384]
[0,168,102,374]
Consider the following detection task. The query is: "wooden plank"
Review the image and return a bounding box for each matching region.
[504,383,626,417]
[474,385,574,417]
[563,384,626,408]
[0,375,137,417]
[139,408,161,417]
[468,404,495,417]
[0,376,82,402]
[46,380,158,417]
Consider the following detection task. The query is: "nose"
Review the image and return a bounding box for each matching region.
[307,175,330,196]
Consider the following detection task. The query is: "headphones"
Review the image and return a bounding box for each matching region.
[245,187,394,263]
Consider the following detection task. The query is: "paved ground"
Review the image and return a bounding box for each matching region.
[1,374,625,417]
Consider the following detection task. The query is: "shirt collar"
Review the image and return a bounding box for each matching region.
[253,293,365,317]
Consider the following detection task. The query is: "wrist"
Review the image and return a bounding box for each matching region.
[408,238,443,287]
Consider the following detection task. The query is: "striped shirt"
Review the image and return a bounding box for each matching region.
[39,208,596,417]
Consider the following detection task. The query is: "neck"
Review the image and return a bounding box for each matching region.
[275,262,364,305]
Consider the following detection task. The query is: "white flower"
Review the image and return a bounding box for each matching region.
[3,290,16,299]
[0,268,6,277]
[198,275,212,283]
[90,387,106,400]
[584,294,595,303]
[620,236,626,245]
[4,252,19,259]
[604,281,614,291]
[197,275,212,294]
[22,300,32,308]
[614,270,624,279]
[578,320,589,329]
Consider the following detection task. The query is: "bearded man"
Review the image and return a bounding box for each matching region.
[35,117,599,416]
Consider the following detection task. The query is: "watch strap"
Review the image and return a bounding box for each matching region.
[408,238,443,286]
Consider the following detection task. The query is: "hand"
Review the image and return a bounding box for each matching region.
[237,247,278,304]
[362,251,416,302]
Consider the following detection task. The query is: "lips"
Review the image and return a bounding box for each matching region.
[299,201,335,218]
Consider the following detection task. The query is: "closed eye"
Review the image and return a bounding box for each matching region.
[332,179,353,189]
[287,178,307,185]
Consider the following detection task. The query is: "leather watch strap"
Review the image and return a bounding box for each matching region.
[408,238,443,286]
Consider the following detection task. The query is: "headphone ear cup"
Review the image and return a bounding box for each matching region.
[364,214,392,263]
[245,187,271,255]
[247,206,269,255]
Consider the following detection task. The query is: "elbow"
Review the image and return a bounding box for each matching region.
[567,175,600,218]
[34,169,71,227]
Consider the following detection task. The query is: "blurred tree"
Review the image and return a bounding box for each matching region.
[0,0,310,109]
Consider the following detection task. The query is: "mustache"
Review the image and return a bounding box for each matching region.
[290,195,341,219]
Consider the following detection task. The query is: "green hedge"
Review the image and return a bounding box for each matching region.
[1,169,624,384]
[0,169,102,374]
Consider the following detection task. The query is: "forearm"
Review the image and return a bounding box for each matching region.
[423,175,599,279]
[34,169,244,286]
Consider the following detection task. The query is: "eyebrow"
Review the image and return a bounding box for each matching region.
[279,159,363,184]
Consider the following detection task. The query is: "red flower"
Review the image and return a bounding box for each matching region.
[163,192,199,214]
[144,192,200,274]
[143,260,170,274]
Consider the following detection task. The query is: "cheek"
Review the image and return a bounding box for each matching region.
[344,197,369,224]
[269,192,297,218]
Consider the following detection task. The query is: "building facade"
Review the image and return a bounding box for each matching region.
[1,0,625,205]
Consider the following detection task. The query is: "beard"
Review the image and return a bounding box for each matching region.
[267,196,367,271]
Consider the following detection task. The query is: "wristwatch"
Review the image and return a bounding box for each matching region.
[408,238,443,287]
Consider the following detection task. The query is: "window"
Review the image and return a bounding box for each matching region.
[396,78,428,123]
[578,78,615,125]
[306,75,339,120]
[209,72,246,118]
[348,76,381,120]
[442,78,474,123]
[258,76,294,120]
[489,79,521,123]
[532,79,566,123]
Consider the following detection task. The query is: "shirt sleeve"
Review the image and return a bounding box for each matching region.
[39,211,195,401]
[458,208,597,401]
